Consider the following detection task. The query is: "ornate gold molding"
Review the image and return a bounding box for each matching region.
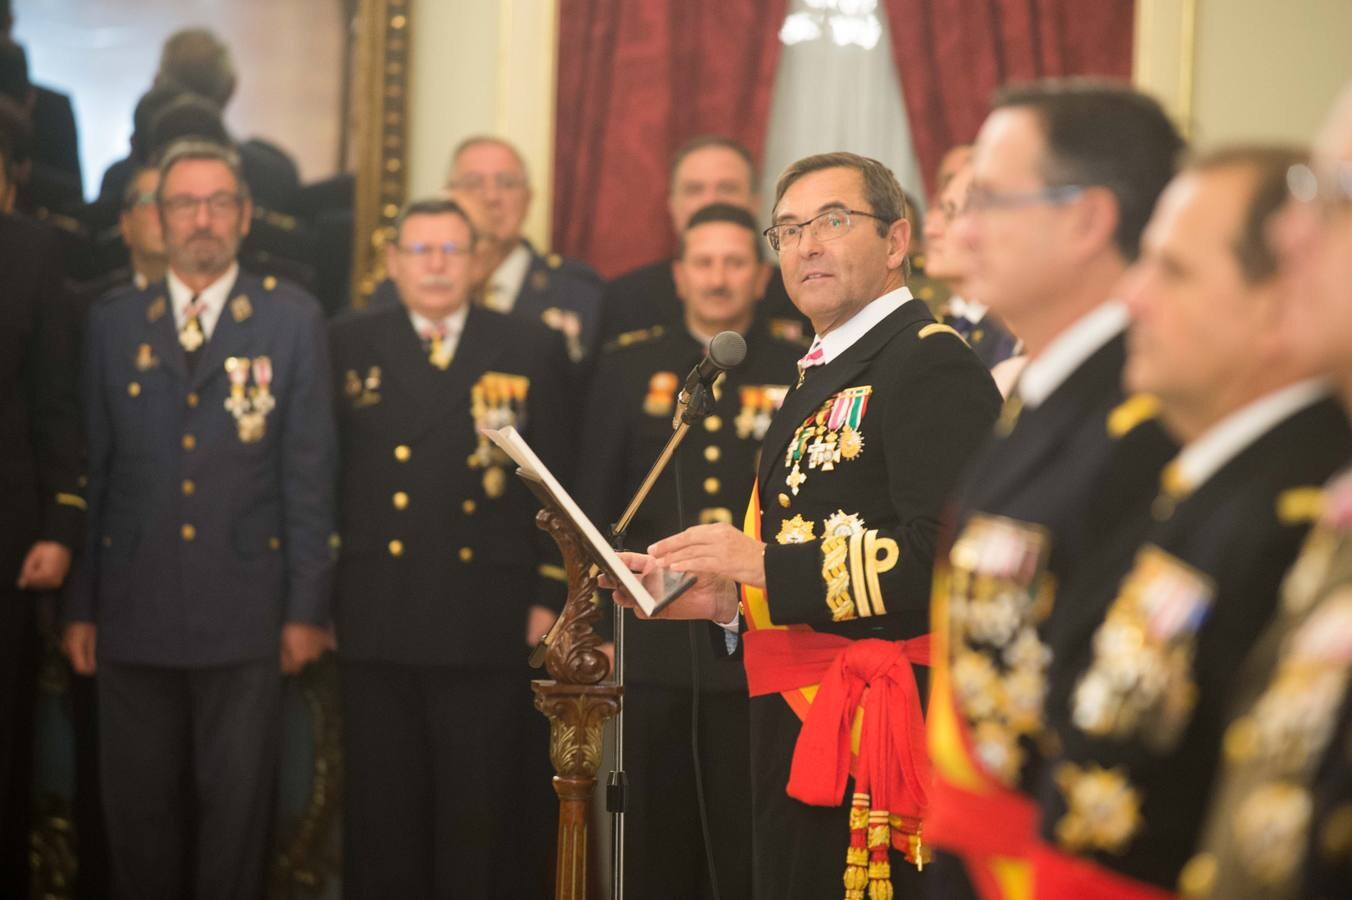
[351,0,412,308]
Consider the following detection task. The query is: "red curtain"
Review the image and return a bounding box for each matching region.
[884,0,1135,195]
[552,0,787,279]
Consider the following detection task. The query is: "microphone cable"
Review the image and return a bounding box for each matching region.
[674,445,724,900]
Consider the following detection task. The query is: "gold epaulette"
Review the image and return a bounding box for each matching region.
[1107,394,1161,439]
[918,322,968,345]
[1276,486,1324,525]
[604,325,665,352]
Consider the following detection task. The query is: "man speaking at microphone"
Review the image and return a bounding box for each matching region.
[610,153,1001,899]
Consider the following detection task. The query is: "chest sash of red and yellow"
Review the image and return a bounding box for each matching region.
[738,482,932,898]
[924,558,1040,900]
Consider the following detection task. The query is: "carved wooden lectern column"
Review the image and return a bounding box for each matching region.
[530,498,621,900]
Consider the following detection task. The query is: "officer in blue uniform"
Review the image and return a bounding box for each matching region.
[62,139,336,900]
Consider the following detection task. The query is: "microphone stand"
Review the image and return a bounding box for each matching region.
[604,378,718,900]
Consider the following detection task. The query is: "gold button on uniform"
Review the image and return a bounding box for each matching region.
[186,392,199,408]
[268,536,282,551]
[127,381,141,397]
[388,539,404,557]
[394,444,411,462]
[181,479,195,496]
[458,547,474,563]
[703,445,721,463]
[180,524,196,541]
[392,491,409,510]
[182,434,196,451]
[703,477,720,495]
[703,415,722,433]
[461,499,477,515]
[778,492,791,508]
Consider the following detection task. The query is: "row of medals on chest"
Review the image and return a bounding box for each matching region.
[342,363,527,500]
[132,340,273,444]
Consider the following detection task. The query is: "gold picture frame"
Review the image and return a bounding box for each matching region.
[350,0,412,308]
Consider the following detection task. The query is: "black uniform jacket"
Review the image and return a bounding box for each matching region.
[575,322,804,688]
[65,272,337,667]
[1039,394,1352,890]
[330,302,575,669]
[757,298,1000,640]
[940,332,1177,796]
[0,213,85,580]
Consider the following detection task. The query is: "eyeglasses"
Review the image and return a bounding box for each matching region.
[1287,162,1352,214]
[447,173,528,194]
[160,192,243,220]
[962,184,1085,215]
[124,191,157,212]
[762,208,891,252]
[397,241,472,259]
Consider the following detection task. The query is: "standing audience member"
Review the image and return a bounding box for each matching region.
[1032,144,1351,896]
[924,80,1183,900]
[1177,84,1352,900]
[329,197,574,900]
[62,139,336,900]
[446,135,604,364]
[0,124,83,900]
[922,150,1019,371]
[601,134,811,343]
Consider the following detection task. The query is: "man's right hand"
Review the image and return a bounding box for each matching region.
[602,551,739,623]
[63,622,97,675]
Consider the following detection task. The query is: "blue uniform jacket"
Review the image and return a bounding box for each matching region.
[65,272,337,667]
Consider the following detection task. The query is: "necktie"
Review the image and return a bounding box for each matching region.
[181,295,205,373]
[420,322,453,369]
[795,339,825,387]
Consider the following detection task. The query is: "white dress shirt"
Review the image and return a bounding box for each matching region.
[1173,378,1330,493]
[1015,301,1129,410]
[407,303,471,359]
[483,242,532,313]
[167,262,239,341]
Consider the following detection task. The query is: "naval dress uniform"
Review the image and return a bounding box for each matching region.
[65,265,337,900]
[1032,381,1352,897]
[924,303,1177,900]
[736,288,1000,900]
[0,213,85,898]
[575,320,805,899]
[329,300,574,900]
[601,259,812,346]
[1176,465,1352,900]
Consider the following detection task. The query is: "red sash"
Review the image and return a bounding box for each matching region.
[739,484,932,874]
[1030,844,1178,900]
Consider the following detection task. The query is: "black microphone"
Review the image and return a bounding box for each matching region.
[672,330,747,428]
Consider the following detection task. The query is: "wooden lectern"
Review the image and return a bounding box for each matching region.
[525,484,621,900]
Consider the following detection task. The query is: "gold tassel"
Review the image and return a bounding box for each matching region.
[844,793,870,899]
[867,809,894,900]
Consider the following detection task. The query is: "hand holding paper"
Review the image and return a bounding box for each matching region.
[603,551,740,623]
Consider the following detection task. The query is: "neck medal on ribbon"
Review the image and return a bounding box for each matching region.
[783,385,871,495]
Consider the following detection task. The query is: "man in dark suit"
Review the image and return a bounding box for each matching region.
[922,82,1184,900]
[0,185,84,898]
[330,197,574,899]
[1030,146,1352,896]
[576,202,805,899]
[601,134,812,344]
[446,135,603,364]
[611,152,1001,900]
[62,139,336,900]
